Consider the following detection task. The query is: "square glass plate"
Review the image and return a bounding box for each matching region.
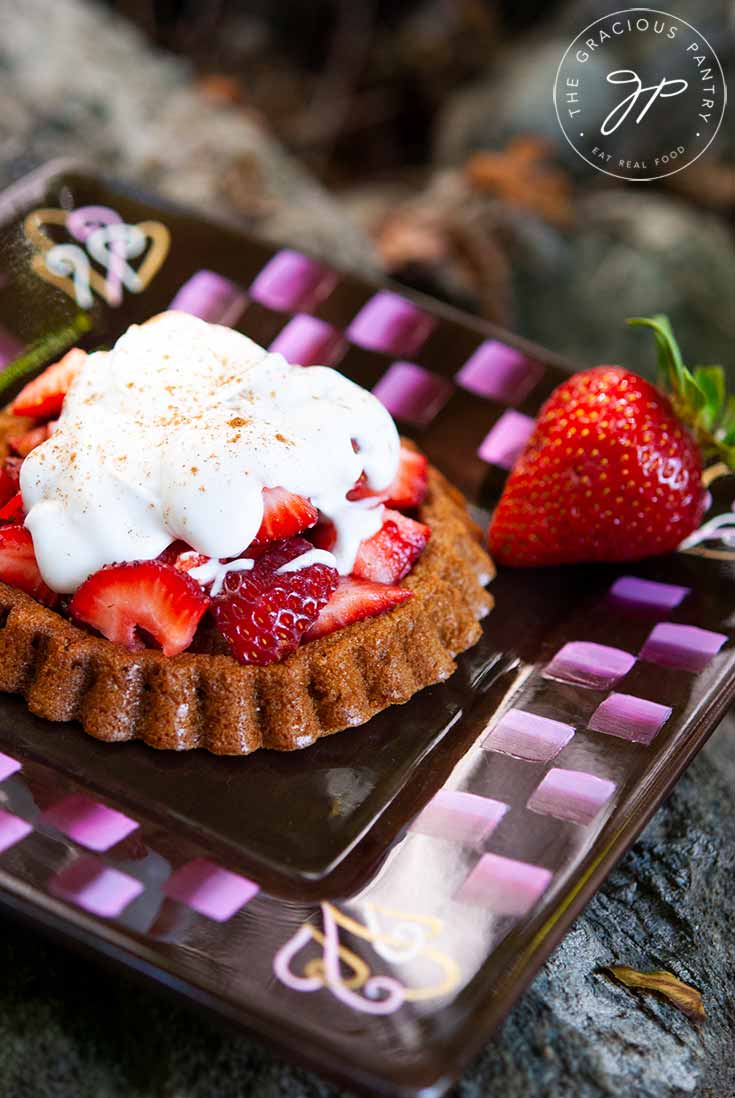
[0,162,732,1097]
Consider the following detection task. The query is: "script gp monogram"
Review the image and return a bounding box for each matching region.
[601,70,688,134]
[553,10,726,182]
[24,206,170,309]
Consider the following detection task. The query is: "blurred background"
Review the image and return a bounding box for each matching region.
[1,0,731,377]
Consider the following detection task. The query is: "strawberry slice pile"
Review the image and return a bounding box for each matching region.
[0,348,432,665]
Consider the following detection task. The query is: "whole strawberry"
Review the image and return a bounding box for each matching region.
[488,316,732,567]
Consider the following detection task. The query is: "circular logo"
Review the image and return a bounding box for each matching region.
[553,8,727,180]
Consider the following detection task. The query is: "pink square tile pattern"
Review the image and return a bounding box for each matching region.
[410,789,508,846]
[0,324,23,368]
[347,291,435,356]
[609,576,690,612]
[0,752,21,782]
[456,340,544,405]
[477,411,534,469]
[269,314,344,366]
[0,809,32,853]
[483,708,575,763]
[543,641,636,690]
[372,361,453,427]
[42,794,139,852]
[249,250,336,313]
[527,769,616,826]
[169,270,246,326]
[50,856,143,918]
[164,859,259,922]
[639,623,728,673]
[588,693,672,745]
[456,853,552,916]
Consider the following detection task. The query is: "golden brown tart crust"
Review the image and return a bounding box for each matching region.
[0,417,493,753]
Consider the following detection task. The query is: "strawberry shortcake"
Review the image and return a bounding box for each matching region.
[0,312,492,753]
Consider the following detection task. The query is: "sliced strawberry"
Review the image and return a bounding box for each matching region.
[251,487,318,546]
[0,458,21,509]
[311,519,337,552]
[0,525,57,606]
[210,536,338,665]
[0,492,24,523]
[383,447,429,510]
[7,421,56,457]
[346,471,370,500]
[305,575,411,641]
[69,560,210,657]
[158,541,209,573]
[347,445,428,510]
[11,347,87,419]
[352,509,430,584]
[172,549,210,573]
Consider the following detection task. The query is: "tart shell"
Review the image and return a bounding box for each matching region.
[0,422,494,754]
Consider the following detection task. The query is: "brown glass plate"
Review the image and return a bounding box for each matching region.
[0,161,732,1097]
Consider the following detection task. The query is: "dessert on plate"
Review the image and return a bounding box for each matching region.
[0,312,493,754]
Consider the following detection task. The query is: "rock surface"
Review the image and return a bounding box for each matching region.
[0,2,732,1096]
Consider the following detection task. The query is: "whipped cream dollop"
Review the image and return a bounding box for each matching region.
[21,312,400,593]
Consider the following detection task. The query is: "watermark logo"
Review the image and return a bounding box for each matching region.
[553,8,727,180]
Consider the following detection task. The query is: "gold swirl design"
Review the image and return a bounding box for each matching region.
[23,207,170,308]
[274,901,461,1009]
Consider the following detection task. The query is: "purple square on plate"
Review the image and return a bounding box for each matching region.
[269,314,344,366]
[249,250,336,313]
[410,789,508,846]
[372,361,453,427]
[609,576,690,613]
[456,340,544,405]
[0,809,32,853]
[543,641,635,690]
[50,856,143,918]
[0,752,21,782]
[483,708,575,763]
[169,270,246,326]
[347,291,435,357]
[588,693,672,745]
[639,622,727,673]
[527,768,616,826]
[164,859,259,922]
[43,794,139,852]
[0,324,23,368]
[456,853,552,916]
[477,411,534,469]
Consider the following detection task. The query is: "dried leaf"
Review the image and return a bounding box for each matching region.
[375,207,448,270]
[197,74,248,108]
[604,965,705,1022]
[464,136,575,228]
[220,154,277,218]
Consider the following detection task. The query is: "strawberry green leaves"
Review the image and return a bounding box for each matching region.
[628,315,735,469]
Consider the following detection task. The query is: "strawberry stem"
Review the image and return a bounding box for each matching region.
[628,315,735,471]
